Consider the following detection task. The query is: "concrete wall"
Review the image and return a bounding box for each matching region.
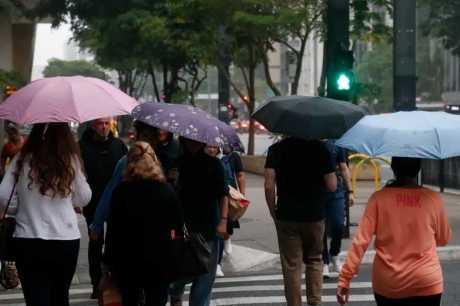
[12,23,36,81]
[0,15,14,72]
[0,14,36,82]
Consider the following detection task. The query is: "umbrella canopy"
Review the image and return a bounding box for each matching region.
[0,76,138,124]
[252,96,367,139]
[336,111,460,159]
[132,102,242,147]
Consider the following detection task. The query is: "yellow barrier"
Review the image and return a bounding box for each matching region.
[349,154,391,193]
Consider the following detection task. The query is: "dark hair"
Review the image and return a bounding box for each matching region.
[133,121,160,148]
[6,124,21,144]
[15,123,82,198]
[387,157,421,187]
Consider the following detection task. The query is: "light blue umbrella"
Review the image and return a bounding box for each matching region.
[336,111,460,159]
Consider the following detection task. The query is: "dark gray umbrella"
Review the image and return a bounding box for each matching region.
[252,96,368,139]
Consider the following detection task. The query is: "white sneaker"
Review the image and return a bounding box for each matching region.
[322,264,330,279]
[224,239,232,255]
[331,256,343,273]
[216,264,224,277]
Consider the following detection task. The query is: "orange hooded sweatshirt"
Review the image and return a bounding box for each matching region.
[338,187,452,298]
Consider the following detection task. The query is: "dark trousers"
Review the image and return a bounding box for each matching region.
[14,238,80,306]
[119,280,169,306]
[323,197,345,265]
[375,293,442,306]
[86,217,104,288]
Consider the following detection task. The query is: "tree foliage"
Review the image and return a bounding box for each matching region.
[43,58,107,79]
[419,0,460,56]
[0,69,25,100]
[354,42,393,113]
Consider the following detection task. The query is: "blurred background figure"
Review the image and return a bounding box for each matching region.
[0,123,25,178]
[155,129,181,185]
[220,145,245,255]
[322,139,354,278]
[79,117,127,299]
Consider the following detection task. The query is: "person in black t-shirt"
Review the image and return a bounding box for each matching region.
[264,137,337,306]
[170,138,229,306]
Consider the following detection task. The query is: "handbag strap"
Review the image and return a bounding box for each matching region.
[0,181,17,221]
[233,172,240,192]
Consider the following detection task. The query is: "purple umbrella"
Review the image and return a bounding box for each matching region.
[132,102,225,146]
[185,105,244,152]
[132,102,244,150]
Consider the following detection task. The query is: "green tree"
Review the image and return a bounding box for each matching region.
[262,0,326,96]
[354,42,393,113]
[419,0,460,56]
[43,58,108,80]
[30,0,212,104]
[0,69,25,100]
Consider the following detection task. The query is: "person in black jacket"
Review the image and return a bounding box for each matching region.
[169,138,228,306]
[102,141,183,306]
[79,117,128,298]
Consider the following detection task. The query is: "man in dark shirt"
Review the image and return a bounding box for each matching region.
[79,117,127,298]
[170,138,229,306]
[264,137,337,306]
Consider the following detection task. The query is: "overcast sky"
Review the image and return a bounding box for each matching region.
[33,23,72,66]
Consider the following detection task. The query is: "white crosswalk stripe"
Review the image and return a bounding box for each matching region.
[0,273,374,305]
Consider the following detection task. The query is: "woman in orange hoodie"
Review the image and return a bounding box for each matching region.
[337,157,451,306]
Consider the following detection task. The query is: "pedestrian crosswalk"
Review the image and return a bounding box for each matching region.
[0,273,375,306]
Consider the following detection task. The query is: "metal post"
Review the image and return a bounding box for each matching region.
[217,26,232,123]
[218,65,230,123]
[326,0,350,100]
[393,0,417,111]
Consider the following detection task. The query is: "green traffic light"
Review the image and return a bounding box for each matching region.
[337,73,351,91]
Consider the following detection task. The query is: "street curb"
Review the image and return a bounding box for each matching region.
[339,246,460,264]
[256,246,460,270]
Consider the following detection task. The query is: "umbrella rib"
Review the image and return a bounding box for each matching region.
[67,80,82,123]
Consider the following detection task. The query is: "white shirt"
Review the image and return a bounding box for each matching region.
[0,155,92,240]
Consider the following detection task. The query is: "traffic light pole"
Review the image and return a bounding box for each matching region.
[326,0,351,101]
[218,26,232,124]
[393,0,417,111]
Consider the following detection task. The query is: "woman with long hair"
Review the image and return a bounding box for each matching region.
[0,123,92,306]
[102,141,183,306]
[337,157,452,306]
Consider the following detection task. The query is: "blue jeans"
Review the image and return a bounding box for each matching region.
[170,237,220,306]
[323,196,345,264]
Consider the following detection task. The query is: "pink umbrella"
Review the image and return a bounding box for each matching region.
[0,76,138,124]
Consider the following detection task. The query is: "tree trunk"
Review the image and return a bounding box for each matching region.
[318,38,328,97]
[247,46,257,155]
[162,65,169,102]
[291,38,307,95]
[262,52,281,96]
[148,61,161,102]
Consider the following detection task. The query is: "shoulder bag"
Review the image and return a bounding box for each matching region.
[0,180,19,289]
[169,225,211,282]
[227,173,250,221]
